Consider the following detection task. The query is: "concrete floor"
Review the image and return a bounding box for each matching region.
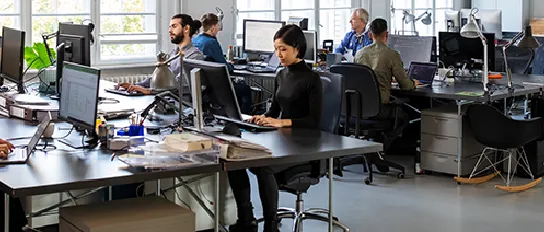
[249,156,544,232]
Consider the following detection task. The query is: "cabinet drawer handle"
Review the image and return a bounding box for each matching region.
[433,136,449,140]
[433,118,448,122]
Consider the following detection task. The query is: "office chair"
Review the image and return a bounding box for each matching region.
[531,45,544,74]
[258,72,349,232]
[456,104,543,192]
[330,63,406,184]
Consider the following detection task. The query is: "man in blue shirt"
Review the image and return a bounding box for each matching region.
[192,13,234,73]
[335,8,373,57]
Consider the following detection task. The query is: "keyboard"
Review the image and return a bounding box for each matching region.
[233,65,248,70]
[246,66,276,73]
[214,115,276,131]
[105,88,145,96]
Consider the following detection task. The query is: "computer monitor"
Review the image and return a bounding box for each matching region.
[303,30,317,64]
[438,32,496,71]
[460,9,502,39]
[388,35,435,69]
[1,27,25,93]
[59,62,100,133]
[181,59,242,120]
[58,22,92,66]
[445,10,460,32]
[243,19,286,54]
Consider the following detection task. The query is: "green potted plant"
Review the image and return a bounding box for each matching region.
[24,42,56,93]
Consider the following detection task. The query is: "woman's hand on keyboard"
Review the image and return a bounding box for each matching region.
[0,139,14,160]
[116,82,152,95]
[249,115,266,124]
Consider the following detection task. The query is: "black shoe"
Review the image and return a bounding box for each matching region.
[229,219,258,232]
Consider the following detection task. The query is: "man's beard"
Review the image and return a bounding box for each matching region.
[171,34,184,44]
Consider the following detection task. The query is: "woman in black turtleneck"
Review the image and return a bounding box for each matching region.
[228,25,322,232]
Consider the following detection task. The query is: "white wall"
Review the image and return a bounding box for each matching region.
[532,0,544,18]
[182,0,236,52]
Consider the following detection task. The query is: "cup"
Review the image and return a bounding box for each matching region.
[43,123,55,138]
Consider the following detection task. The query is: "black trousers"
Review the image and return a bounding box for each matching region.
[372,104,410,152]
[0,195,27,231]
[228,165,291,229]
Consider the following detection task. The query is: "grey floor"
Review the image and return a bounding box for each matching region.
[249,156,544,232]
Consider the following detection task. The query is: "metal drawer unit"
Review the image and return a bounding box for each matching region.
[420,106,484,175]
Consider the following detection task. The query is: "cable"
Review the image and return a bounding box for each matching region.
[135,183,145,197]
[174,188,192,210]
[23,58,40,76]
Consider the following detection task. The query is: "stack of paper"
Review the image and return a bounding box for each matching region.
[164,133,213,152]
[214,135,272,160]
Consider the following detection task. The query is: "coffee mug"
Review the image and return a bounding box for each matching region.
[43,123,55,138]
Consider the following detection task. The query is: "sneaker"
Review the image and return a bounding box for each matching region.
[229,219,258,232]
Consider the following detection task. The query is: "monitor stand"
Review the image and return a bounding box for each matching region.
[59,130,99,149]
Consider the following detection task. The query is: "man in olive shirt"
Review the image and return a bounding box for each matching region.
[354,18,418,152]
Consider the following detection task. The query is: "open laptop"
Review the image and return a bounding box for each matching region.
[247,53,281,73]
[0,115,51,164]
[408,62,438,88]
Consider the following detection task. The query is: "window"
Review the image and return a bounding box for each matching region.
[235,0,359,47]
[99,0,158,63]
[0,0,162,66]
[0,0,20,34]
[390,0,454,36]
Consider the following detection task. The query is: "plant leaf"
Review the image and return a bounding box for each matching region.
[33,43,51,67]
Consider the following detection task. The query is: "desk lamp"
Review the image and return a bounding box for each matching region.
[400,9,432,36]
[150,51,181,90]
[502,25,540,88]
[460,8,489,93]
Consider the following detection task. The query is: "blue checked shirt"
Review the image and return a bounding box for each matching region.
[334,31,373,56]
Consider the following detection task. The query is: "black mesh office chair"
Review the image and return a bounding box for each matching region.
[458,104,543,190]
[259,72,349,232]
[330,63,406,184]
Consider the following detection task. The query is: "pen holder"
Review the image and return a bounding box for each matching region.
[128,125,145,137]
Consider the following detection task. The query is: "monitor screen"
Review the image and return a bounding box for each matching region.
[58,22,92,66]
[1,26,25,92]
[243,20,285,54]
[182,59,242,120]
[388,35,434,69]
[303,31,317,63]
[438,32,495,71]
[59,62,100,131]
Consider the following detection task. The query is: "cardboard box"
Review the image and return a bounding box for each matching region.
[530,19,544,36]
[60,196,195,232]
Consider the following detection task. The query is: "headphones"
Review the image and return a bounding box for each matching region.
[82,19,95,44]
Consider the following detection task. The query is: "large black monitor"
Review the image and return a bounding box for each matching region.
[182,59,243,120]
[1,27,25,93]
[58,22,91,66]
[59,62,100,133]
[243,19,285,54]
[388,35,435,69]
[438,32,495,71]
[303,30,317,64]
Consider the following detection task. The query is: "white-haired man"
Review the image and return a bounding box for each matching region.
[335,8,373,57]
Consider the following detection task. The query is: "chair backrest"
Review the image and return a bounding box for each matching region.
[319,72,343,134]
[532,45,544,74]
[467,103,544,149]
[329,63,381,119]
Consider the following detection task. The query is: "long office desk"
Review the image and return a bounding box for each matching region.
[0,80,382,232]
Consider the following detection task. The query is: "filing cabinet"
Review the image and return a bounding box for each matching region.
[420,106,484,175]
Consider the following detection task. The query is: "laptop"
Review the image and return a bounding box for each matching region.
[408,62,438,88]
[0,115,51,164]
[247,53,281,73]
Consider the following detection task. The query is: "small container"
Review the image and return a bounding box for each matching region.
[128,125,145,137]
[227,46,234,62]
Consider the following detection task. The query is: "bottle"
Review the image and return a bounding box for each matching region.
[227,46,234,62]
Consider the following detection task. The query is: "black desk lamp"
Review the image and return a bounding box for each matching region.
[503,25,541,88]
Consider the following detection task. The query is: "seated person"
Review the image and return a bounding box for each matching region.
[117,14,204,95]
[192,13,234,73]
[228,24,322,232]
[335,8,373,57]
[0,138,28,231]
[354,18,419,151]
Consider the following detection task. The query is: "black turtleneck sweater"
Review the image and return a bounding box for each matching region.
[264,61,323,128]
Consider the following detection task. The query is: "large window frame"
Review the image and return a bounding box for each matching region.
[0,0,171,67]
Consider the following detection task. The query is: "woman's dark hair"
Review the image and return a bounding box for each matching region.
[172,14,202,36]
[201,13,219,32]
[273,24,306,59]
[369,18,388,37]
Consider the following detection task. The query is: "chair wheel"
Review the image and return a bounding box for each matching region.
[397,173,405,179]
[364,177,371,185]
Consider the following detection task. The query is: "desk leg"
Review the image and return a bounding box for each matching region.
[214,172,220,232]
[157,179,161,196]
[457,102,462,177]
[328,157,333,232]
[4,194,8,232]
[108,186,113,201]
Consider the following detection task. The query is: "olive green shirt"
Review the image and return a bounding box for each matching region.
[354,42,415,104]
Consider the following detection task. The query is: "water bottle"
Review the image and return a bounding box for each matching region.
[227,46,234,62]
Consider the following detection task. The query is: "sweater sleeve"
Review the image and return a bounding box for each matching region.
[291,73,323,128]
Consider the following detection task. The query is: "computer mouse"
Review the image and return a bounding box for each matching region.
[222,123,241,137]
